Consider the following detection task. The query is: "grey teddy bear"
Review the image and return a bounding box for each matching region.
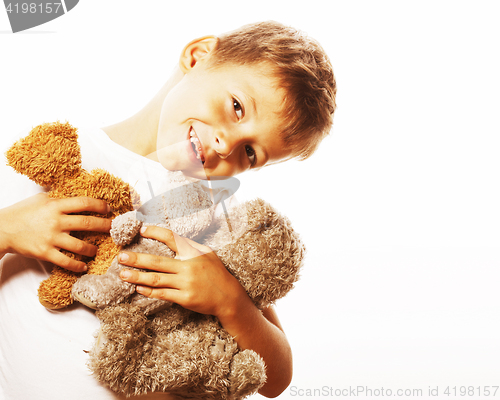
[71,173,305,399]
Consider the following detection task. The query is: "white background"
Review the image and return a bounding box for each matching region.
[1,1,500,399]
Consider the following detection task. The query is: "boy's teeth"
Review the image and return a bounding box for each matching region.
[189,128,203,161]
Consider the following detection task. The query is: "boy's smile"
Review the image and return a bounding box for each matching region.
[189,127,205,163]
[153,50,291,179]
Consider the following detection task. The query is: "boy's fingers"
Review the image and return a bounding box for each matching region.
[174,235,203,260]
[140,226,203,260]
[47,249,87,272]
[56,235,98,258]
[57,197,111,215]
[140,226,178,253]
[120,269,179,289]
[61,214,112,233]
[118,251,182,274]
[182,237,213,255]
[136,286,181,303]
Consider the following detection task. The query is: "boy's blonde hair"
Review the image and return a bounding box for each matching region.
[209,21,336,161]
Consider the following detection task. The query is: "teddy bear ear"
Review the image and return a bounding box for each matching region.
[6,121,82,187]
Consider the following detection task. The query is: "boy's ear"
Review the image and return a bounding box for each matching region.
[179,35,219,73]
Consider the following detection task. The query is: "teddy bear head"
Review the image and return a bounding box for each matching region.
[6,121,82,187]
[6,121,139,214]
[204,198,305,309]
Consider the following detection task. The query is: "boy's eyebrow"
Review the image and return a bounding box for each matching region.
[243,93,257,116]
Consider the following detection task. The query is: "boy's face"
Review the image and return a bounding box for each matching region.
[155,58,291,179]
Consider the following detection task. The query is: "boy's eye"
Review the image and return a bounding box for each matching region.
[245,145,256,166]
[233,98,243,120]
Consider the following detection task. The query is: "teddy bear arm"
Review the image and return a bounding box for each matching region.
[38,266,80,309]
[128,293,172,316]
[227,350,267,400]
[72,257,136,309]
[110,211,143,246]
[89,169,139,213]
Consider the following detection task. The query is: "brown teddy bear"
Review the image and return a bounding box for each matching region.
[5,121,140,309]
[75,193,305,399]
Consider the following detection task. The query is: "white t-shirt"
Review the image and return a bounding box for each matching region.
[0,126,225,400]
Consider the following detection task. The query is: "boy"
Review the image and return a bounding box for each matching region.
[0,21,336,399]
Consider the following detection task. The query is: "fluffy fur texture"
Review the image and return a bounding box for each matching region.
[80,196,305,399]
[5,122,139,309]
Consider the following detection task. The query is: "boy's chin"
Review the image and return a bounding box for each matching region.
[158,160,208,180]
[155,141,207,178]
[178,168,209,180]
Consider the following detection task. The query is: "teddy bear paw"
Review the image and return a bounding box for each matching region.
[72,291,99,309]
[128,292,172,315]
[228,350,267,400]
[72,260,136,309]
[110,211,143,246]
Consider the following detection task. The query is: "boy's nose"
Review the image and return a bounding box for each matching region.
[214,131,237,159]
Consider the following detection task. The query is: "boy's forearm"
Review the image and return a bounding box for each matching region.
[218,296,293,398]
[0,209,12,257]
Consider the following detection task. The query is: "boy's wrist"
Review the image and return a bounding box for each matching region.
[215,287,259,336]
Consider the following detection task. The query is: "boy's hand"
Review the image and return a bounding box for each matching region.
[0,193,112,272]
[118,225,293,397]
[118,225,247,318]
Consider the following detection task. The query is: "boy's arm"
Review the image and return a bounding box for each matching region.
[119,225,293,398]
[218,302,293,398]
